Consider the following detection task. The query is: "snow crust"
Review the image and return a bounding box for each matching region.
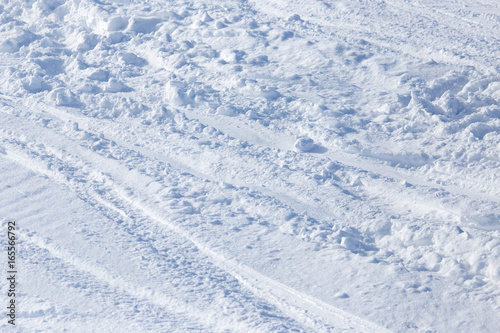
[0,0,499,331]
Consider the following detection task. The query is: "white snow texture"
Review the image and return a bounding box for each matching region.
[0,0,499,332]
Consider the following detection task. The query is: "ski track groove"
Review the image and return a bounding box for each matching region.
[4,97,499,286]
[4,146,314,333]
[20,232,228,331]
[249,0,499,70]
[1,0,499,331]
[0,105,391,332]
[14,96,500,214]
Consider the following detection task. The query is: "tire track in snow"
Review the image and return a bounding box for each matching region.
[2,145,312,333]
[182,104,500,205]
[9,97,500,288]
[9,94,500,266]
[0,107,390,332]
[10,92,499,327]
[248,0,499,70]
[20,233,218,332]
[31,97,496,224]
[113,189,387,333]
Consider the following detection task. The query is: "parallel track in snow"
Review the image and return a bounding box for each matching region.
[0,102,390,332]
[1,1,499,330]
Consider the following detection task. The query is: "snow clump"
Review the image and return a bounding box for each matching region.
[294,137,315,152]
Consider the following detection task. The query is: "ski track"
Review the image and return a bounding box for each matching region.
[2,83,500,322]
[2,148,315,332]
[0,106,388,332]
[1,0,500,331]
[19,96,500,233]
[2,88,499,331]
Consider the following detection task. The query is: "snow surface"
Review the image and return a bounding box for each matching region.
[0,0,499,331]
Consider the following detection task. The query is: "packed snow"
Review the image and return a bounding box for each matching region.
[0,0,499,331]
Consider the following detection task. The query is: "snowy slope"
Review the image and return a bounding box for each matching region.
[0,0,499,332]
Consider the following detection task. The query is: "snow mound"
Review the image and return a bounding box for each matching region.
[294,137,315,152]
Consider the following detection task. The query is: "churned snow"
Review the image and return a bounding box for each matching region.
[0,0,499,331]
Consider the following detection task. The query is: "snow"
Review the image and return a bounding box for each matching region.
[294,137,315,152]
[0,0,499,331]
